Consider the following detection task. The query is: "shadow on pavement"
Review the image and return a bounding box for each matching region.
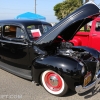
[64,89,76,97]
[78,86,100,99]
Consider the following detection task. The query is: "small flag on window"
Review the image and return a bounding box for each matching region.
[31,29,42,38]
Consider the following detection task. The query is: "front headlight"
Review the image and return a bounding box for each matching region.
[79,62,85,74]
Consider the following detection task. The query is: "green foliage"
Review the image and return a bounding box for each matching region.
[54,0,83,20]
[54,3,63,20]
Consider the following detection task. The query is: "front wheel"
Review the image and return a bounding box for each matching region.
[41,70,68,96]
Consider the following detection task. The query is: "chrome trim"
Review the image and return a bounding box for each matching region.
[75,70,100,93]
[49,76,58,86]
[0,39,28,45]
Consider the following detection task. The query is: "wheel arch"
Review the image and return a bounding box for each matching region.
[31,55,82,90]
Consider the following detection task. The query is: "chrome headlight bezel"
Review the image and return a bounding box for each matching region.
[79,62,85,74]
[96,61,100,74]
[81,66,85,74]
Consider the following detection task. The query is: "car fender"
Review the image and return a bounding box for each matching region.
[32,55,83,90]
[70,37,82,46]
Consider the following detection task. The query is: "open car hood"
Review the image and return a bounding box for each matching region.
[35,1,100,45]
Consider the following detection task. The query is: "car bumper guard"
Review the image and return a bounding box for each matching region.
[75,70,100,93]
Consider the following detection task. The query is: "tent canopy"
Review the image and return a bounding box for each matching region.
[15,12,46,21]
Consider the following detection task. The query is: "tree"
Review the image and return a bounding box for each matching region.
[53,3,63,20]
[54,0,83,20]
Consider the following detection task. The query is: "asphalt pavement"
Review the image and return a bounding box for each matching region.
[0,69,100,100]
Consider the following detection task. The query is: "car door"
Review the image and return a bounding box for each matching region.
[90,21,100,51]
[0,25,4,59]
[1,24,30,69]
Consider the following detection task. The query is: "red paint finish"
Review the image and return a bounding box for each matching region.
[44,72,62,91]
[70,17,100,51]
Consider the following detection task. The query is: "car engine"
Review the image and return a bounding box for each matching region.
[57,42,95,61]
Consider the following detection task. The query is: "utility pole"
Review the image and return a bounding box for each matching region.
[35,0,36,14]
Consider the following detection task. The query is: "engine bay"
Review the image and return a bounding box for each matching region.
[57,42,95,61]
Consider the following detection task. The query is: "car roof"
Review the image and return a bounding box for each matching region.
[0,19,51,26]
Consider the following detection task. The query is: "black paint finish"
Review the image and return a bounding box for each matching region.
[0,2,99,92]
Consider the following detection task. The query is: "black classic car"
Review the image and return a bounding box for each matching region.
[0,1,100,96]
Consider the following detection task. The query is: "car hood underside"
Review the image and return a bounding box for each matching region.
[35,1,100,46]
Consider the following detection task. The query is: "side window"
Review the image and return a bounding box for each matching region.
[3,25,25,39]
[79,22,92,32]
[95,22,100,31]
[38,25,43,34]
[3,25,16,38]
[26,24,51,40]
[27,25,35,33]
[16,27,25,39]
[42,25,52,33]
[27,25,42,39]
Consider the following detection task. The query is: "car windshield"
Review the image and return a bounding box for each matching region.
[26,24,52,40]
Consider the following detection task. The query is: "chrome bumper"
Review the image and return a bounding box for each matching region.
[75,70,100,93]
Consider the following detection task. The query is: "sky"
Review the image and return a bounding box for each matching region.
[0,0,100,23]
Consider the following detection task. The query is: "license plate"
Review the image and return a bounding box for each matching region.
[83,72,92,87]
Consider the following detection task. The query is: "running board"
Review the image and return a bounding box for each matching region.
[0,61,32,80]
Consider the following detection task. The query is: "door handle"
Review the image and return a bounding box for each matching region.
[92,34,97,36]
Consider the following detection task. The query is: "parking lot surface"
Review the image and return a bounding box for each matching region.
[0,69,100,100]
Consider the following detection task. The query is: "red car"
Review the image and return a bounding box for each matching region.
[70,16,100,51]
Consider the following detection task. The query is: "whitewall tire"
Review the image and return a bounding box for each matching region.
[41,70,68,96]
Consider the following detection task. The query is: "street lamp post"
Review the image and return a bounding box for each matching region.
[35,0,36,14]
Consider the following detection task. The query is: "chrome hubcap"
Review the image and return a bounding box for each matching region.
[44,71,62,91]
[49,76,58,86]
